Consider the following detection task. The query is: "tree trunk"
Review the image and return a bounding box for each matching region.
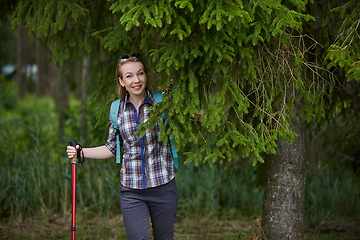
[56,63,69,138]
[261,96,306,239]
[80,56,89,145]
[47,48,57,98]
[16,25,26,98]
[36,38,47,97]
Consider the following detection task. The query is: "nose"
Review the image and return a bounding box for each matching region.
[134,75,140,82]
[135,73,143,82]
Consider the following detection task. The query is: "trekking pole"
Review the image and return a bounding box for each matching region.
[69,139,78,240]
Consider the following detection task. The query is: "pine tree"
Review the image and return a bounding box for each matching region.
[12,0,339,238]
[326,1,360,83]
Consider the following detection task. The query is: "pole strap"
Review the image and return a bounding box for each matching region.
[77,144,85,165]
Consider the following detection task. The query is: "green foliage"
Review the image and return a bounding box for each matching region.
[0,94,118,219]
[0,17,16,66]
[11,0,112,64]
[114,0,318,166]
[326,1,360,83]
[0,75,17,110]
[10,0,331,168]
[0,95,57,218]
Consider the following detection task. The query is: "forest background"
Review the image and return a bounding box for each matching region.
[1,0,360,239]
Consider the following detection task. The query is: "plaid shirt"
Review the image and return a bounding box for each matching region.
[105,91,175,189]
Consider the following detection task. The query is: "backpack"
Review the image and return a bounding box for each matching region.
[110,92,178,171]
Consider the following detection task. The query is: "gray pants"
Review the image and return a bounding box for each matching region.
[119,178,179,240]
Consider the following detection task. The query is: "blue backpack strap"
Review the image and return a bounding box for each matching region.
[110,99,122,164]
[169,133,178,171]
[152,92,163,103]
[152,93,178,172]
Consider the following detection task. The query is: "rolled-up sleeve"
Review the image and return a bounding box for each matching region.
[105,114,117,155]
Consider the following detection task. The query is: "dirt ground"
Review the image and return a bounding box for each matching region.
[0,213,359,239]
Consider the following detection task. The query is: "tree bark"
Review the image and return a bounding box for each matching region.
[16,25,26,98]
[80,56,89,145]
[261,96,306,239]
[47,48,57,98]
[36,38,47,97]
[56,63,69,138]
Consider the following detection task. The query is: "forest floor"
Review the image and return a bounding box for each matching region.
[0,212,359,239]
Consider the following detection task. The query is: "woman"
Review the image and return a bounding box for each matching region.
[66,53,178,240]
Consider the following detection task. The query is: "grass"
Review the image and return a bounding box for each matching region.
[1,211,359,239]
[305,167,360,223]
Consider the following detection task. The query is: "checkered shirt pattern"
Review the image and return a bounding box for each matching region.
[105,91,175,189]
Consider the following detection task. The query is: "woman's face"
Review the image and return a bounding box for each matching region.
[119,61,147,99]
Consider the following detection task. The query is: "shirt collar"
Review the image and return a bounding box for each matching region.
[122,90,155,111]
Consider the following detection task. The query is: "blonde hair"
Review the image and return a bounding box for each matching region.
[116,54,150,100]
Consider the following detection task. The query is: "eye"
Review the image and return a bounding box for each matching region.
[138,72,144,76]
[126,75,132,79]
